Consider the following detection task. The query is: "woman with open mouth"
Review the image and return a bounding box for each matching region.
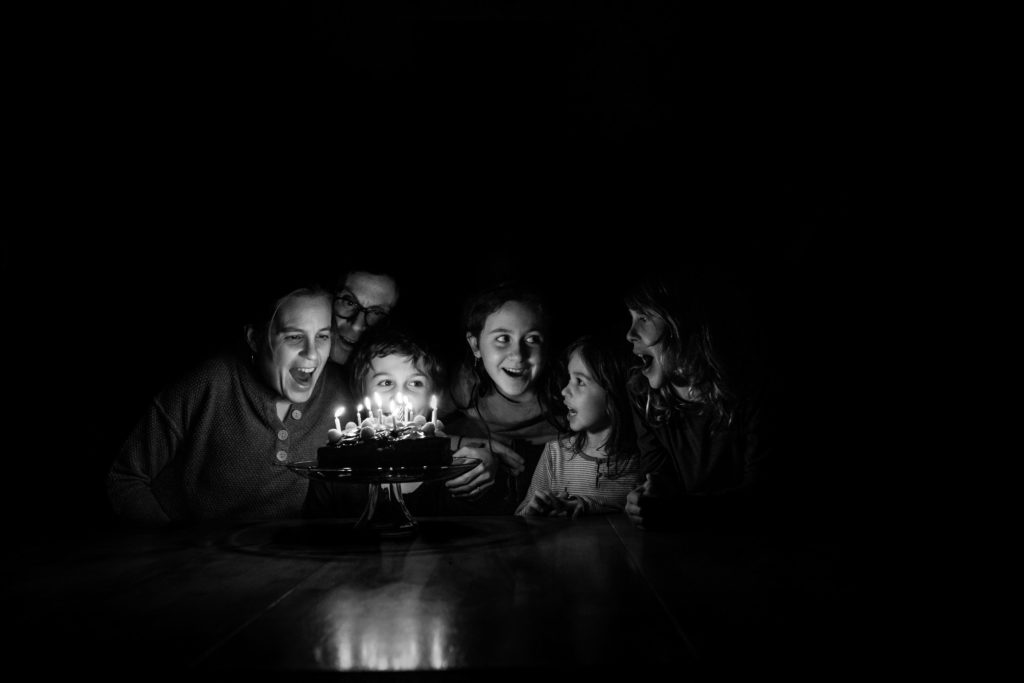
[622,269,777,532]
[108,278,351,525]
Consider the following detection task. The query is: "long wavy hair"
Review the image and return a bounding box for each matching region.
[624,272,736,431]
[553,335,639,481]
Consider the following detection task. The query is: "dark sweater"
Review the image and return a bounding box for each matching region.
[108,354,351,524]
[633,396,777,530]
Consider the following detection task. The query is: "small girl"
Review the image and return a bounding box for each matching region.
[515,335,644,517]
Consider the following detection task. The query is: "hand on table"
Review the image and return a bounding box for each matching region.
[522,490,585,519]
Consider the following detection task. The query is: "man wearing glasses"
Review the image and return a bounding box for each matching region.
[330,267,400,367]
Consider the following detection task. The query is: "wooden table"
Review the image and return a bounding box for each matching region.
[2,514,859,677]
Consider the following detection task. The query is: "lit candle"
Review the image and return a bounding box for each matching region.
[430,394,438,424]
[404,395,412,423]
[364,397,372,423]
[356,403,364,424]
[334,406,344,432]
[374,392,383,424]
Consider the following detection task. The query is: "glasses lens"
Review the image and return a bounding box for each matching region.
[334,297,357,316]
[365,309,388,325]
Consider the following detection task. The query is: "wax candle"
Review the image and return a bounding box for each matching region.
[430,394,438,424]
[374,392,383,424]
[364,397,372,423]
[334,406,344,432]
[356,403,364,424]
[404,396,412,423]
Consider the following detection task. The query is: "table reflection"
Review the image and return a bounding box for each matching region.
[314,575,451,670]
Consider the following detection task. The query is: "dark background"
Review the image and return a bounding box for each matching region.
[11,3,864,531]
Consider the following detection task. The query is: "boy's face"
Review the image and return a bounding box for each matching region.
[363,353,433,416]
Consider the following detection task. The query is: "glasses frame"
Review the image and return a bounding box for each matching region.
[333,293,391,326]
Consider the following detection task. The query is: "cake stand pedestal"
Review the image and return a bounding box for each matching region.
[286,456,481,537]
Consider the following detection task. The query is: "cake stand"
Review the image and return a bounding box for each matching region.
[286,456,481,537]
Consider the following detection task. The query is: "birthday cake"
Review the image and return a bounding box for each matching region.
[318,416,453,469]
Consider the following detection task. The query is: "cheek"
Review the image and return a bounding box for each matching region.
[271,347,292,374]
[481,350,501,369]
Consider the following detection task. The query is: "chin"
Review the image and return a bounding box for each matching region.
[497,382,529,399]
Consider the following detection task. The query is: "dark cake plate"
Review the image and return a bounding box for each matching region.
[286,456,481,537]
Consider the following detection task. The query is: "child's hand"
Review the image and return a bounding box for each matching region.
[487,440,525,476]
[523,490,562,516]
[447,442,497,498]
[523,490,584,519]
[624,473,671,529]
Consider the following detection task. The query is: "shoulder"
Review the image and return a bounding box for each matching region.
[545,436,575,459]
[158,354,238,402]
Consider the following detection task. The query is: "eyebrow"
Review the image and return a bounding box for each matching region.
[486,327,542,335]
[340,291,389,309]
[277,326,331,334]
[371,371,427,380]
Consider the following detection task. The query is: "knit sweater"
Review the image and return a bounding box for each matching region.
[514,436,646,516]
[108,354,351,524]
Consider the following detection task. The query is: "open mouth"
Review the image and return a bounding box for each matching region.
[565,405,578,418]
[290,367,316,386]
[501,367,529,379]
[635,352,654,371]
[337,336,356,348]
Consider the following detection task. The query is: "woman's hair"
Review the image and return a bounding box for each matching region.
[624,271,736,430]
[454,281,552,408]
[558,335,638,466]
[243,281,332,358]
[346,326,446,401]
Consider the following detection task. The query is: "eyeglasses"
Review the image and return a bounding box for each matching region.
[333,294,390,326]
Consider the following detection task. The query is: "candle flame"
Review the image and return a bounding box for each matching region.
[374,392,382,408]
[334,407,345,418]
[430,395,438,410]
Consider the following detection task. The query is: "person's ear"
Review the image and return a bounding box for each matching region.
[466,332,481,358]
[245,326,258,356]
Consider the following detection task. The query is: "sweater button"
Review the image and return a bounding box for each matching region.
[275,450,288,462]
[278,429,289,441]
[291,409,302,420]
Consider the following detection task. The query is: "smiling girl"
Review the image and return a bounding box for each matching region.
[515,336,644,518]
[441,282,561,513]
